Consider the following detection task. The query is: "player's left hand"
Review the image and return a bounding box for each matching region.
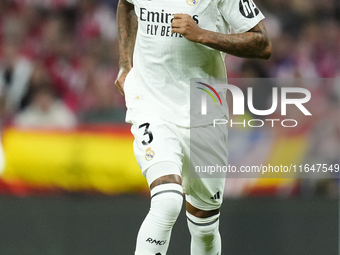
[114,67,130,97]
[171,14,204,43]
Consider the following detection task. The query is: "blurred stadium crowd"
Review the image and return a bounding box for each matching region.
[0,0,124,128]
[0,0,339,196]
[0,0,338,127]
[225,0,340,197]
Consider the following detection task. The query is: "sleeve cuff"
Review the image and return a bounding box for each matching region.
[233,15,265,34]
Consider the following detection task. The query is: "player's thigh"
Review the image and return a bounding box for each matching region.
[129,110,184,179]
[149,174,182,190]
[183,123,228,211]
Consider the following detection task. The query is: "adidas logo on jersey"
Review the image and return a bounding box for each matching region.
[210,191,220,200]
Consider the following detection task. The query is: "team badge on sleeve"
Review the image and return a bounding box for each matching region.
[239,0,259,18]
[145,147,155,161]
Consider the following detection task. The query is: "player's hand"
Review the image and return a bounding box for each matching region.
[114,67,130,97]
[171,14,205,43]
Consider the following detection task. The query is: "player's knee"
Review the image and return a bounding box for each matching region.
[146,161,182,190]
[186,201,220,218]
[187,211,222,253]
[187,211,220,239]
[149,183,183,228]
[151,193,182,220]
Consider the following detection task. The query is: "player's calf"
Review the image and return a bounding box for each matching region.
[186,211,221,255]
[135,183,183,255]
[135,161,184,255]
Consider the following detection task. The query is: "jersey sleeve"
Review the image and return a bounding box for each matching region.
[125,0,134,4]
[218,0,265,34]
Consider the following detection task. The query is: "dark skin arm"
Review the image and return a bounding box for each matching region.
[115,0,137,96]
[171,14,272,59]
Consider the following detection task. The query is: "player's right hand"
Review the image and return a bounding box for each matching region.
[114,67,130,97]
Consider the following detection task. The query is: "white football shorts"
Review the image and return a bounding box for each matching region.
[127,108,228,211]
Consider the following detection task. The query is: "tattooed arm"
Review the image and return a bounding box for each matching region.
[171,14,272,59]
[115,0,137,96]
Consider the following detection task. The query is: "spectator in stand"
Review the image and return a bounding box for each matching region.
[0,32,33,123]
[40,13,83,112]
[75,0,117,43]
[14,83,77,129]
[79,67,125,123]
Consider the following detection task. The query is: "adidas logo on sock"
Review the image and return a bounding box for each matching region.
[210,191,220,200]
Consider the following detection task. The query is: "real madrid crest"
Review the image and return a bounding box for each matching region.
[145,147,155,161]
[186,0,198,6]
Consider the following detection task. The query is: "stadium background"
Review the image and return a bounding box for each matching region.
[0,0,339,254]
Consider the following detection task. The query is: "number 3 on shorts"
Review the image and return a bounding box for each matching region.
[139,123,153,145]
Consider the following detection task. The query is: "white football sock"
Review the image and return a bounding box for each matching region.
[187,211,221,255]
[135,183,183,255]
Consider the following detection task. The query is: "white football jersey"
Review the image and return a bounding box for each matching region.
[124,0,264,127]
